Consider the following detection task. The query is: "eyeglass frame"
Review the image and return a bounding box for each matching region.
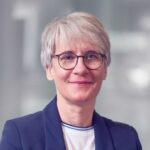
[51,51,106,70]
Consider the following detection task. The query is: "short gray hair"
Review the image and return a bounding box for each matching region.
[41,12,111,68]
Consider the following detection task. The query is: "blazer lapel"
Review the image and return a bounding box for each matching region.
[93,112,115,150]
[43,97,66,150]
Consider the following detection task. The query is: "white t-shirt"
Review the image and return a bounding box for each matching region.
[62,123,95,150]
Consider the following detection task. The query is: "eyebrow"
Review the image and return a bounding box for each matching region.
[57,50,100,55]
[85,50,100,54]
[55,50,74,55]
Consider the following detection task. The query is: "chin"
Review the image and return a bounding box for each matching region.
[69,94,94,104]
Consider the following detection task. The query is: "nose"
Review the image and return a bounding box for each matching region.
[72,57,88,74]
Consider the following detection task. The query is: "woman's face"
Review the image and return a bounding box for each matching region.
[46,40,107,105]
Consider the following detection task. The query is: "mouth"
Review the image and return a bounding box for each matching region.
[69,81,93,85]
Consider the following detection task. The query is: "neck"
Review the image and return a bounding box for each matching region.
[57,95,95,127]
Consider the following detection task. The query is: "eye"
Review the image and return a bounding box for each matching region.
[85,52,99,60]
[60,53,76,61]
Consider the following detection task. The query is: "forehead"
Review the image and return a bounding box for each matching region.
[55,38,100,54]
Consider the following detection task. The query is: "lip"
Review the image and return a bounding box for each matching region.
[69,81,93,84]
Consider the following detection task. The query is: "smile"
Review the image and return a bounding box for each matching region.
[69,81,93,84]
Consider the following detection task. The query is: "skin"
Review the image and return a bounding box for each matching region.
[46,40,107,127]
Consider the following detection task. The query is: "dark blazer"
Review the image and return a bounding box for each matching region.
[0,97,142,150]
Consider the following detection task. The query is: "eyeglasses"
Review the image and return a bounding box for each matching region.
[52,51,106,70]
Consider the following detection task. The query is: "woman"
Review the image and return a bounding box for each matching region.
[0,12,142,150]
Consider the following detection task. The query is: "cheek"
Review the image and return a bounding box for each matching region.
[52,67,70,84]
[94,68,106,82]
[92,70,106,90]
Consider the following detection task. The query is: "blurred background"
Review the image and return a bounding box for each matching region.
[0,0,150,149]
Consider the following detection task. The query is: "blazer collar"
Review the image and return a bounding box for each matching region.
[43,97,115,150]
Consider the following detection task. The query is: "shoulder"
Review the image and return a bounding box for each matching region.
[8,111,43,126]
[6,111,43,130]
[94,112,135,132]
[93,112,142,149]
[2,111,44,140]
[0,111,45,149]
[1,98,56,139]
[0,98,57,149]
[99,115,142,149]
[0,98,59,149]
[103,116,135,132]
[5,97,57,130]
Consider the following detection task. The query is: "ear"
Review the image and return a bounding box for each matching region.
[45,66,54,81]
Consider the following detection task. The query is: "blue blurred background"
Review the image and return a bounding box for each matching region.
[0,0,150,149]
